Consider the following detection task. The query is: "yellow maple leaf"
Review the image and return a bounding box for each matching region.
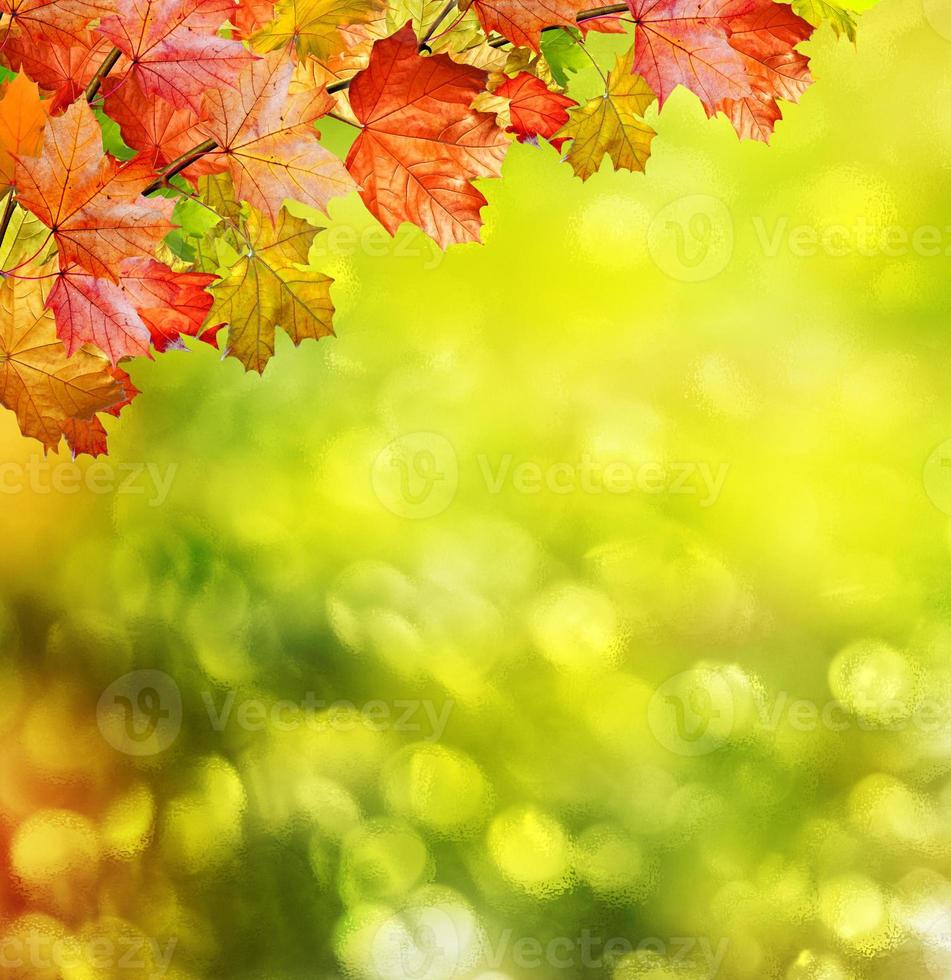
[0,271,125,452]
[251,0,385,60]
[0,204,54,272]
[555,48,656,182]
[209,208,335,374]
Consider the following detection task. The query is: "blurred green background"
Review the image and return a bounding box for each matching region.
[3,0,951,977]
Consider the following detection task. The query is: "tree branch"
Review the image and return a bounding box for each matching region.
[139,3,631,198]
[418,0,457,51]
[488,3,630,45]
[327,3,632,87]
[143,140,219,196]
[85,47,123,103]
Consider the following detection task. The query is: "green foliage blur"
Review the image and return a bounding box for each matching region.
[2,1,951,978]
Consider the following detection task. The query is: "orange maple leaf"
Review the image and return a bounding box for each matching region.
[195,53,356,222]
[0,271,127,454]
[0,73,50,189]
[459,0,591,52]
[627,0,756,115]
[346,24,507,249]
[0,0,112,44]
[2,26,113,112]
[717,0,813,141]
[13,99,175,281]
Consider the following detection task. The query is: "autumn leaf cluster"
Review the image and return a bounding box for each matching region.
[0,0,860,454]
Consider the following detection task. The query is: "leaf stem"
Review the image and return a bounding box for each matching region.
[326,111,359,128]
[0,191,15,255]
[143,140,219,196]
[85,47,123,103]
[562,25,607,84]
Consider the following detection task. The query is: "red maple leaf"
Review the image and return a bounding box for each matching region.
[461,0,591,52]
[48,259,219,363]
[495,72,577,149]
[102,73,227,175]
[627,0,756,115]
[718,0,813,140]
[119,257,220,352]
[96,0,257,113]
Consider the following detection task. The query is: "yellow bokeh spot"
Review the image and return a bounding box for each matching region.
[488,805,571,896]
[528,582,620,672]
[382,743,490,838]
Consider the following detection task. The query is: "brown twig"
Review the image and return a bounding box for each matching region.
[0,190,15,253]
[85,47,122,103]
[143,140,219,196]
[419,0,457,50]
[329,3,632,86]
